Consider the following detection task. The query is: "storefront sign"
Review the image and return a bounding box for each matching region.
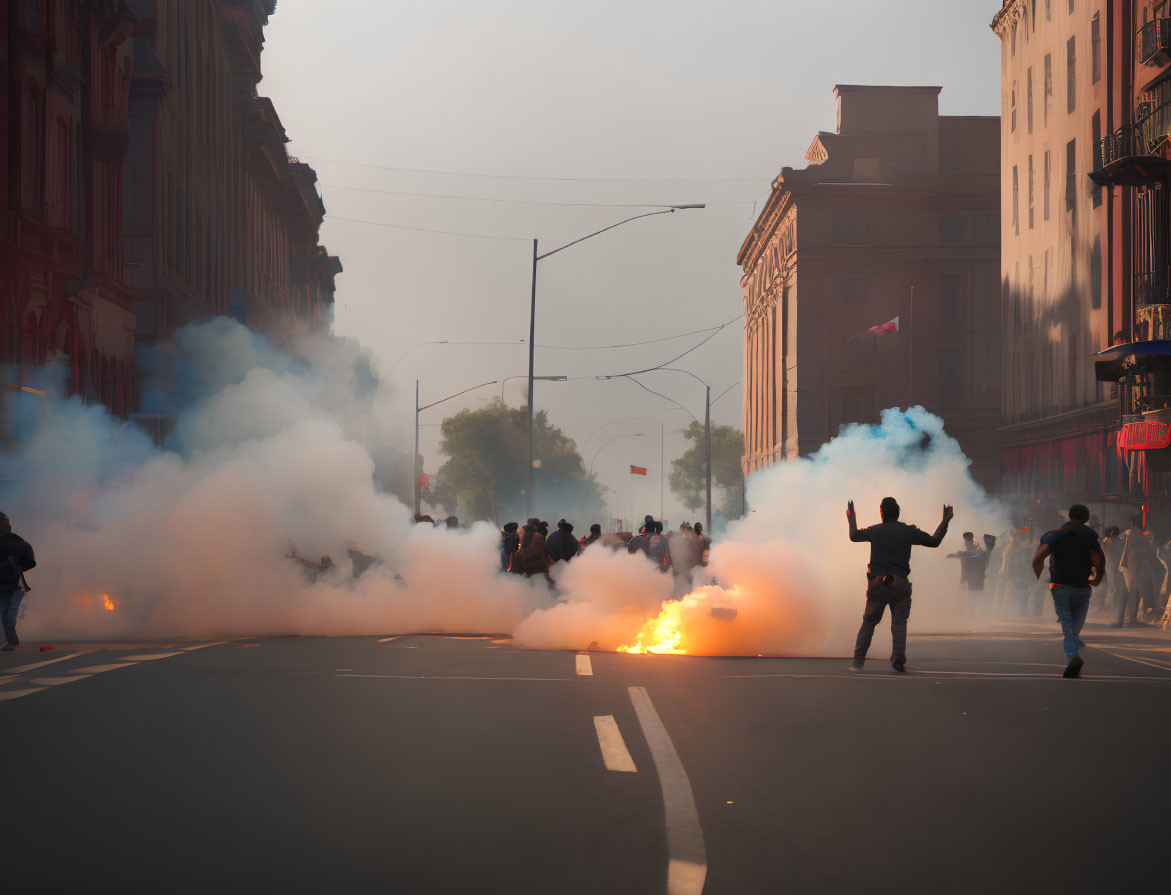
[1118,420,1171,456]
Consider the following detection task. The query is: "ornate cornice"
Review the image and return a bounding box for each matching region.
[990,0,1024,38]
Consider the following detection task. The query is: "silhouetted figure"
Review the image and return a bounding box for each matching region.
[1116,517,1159,626]
[847,497,953,672]
[546,520,579,564]
[579,524,603,551]
[0,512,36,651]
[500,522,520,572]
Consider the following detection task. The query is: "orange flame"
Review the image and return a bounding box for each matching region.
[102,593,116,612]
[618,600,686,654]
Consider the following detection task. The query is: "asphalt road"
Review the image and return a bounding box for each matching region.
[1,623,1169,895]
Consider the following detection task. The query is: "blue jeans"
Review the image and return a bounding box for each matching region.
[1051,584,1091,658]
[1,588,25,646]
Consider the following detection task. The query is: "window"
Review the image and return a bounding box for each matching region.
[1044,249,1050,296]
[1068,0,1074,12]
[1091,237,1102,310]
[1028,155,1035,228]
[940,275,964,327]
[940,217,967,243]
[1032,0,1037,31]
[1091,111,1102,207]
[1066,139,1077,211]
[1091,13,1101,83]
[1013,166,1020,235]
[1044,151,1051,220]
[1011,81,1017,132]
[1027,67,1034,133]
[1067,37,1076,114]
[939,349,962,404]
[1044,54,1052,127]
[1012,22,1017,58]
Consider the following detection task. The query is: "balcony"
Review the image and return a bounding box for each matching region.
[1139,18,1171,67]
[1135,271,1171,342]
[1091,124,1170,186]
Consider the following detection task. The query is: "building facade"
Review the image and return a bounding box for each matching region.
[737,86,1002,489]
[1,1,139,415]
[992,0,1136,515]
[2,0,339,440]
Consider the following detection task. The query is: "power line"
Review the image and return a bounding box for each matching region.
[538,315,742,350]
[322,184,687,209]
[304,155,768,184]
[324,214,527,241]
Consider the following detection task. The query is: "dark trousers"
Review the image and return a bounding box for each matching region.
[1,588,24,646]
[853,576,913,665]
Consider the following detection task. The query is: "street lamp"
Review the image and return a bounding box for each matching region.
[414,378,498,516]
[525,204,705,515]
[589,432,643,476]
[501,374,566,404]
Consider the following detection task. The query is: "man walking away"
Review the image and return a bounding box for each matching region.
[0,512,37,651]
[948,532,998,617]
[579,524,602,552]
[848,497,953,672]
[1032,505,1105,678]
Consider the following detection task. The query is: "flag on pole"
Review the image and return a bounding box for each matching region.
[630,465,648,476]
[868,315,900,336]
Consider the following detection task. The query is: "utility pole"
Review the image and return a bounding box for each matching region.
[660,421,664,521]
[705,384,712,532]
[526,238,538,517]
[413,379,420,517]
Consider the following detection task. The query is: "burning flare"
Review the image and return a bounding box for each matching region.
[102,593,116,612]
[618,600,686,654]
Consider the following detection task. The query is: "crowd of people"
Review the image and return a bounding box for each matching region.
[981,503,1170,628]
[495,514,711,585]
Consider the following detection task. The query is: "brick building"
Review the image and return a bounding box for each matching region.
[737,86,1001,489]
[2,0,340,439]
[1,1,139,414]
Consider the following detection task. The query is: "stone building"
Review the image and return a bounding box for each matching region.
[737,86,1001,489]
[1,0,340,441]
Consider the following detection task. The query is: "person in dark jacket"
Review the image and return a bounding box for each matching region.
[1033,504,1106,678]
[639,514,655,535]
[580,524,603,551]
[500,522,520,571]
[0,512,37,651]
[518,525,552,583]
[545,520,579,564]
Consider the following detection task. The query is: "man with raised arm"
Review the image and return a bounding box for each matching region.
[847,497,954,673]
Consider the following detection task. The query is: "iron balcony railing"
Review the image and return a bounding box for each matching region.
[1135,270,1171,309]
[1094,124,1146,172]
[1139,18,1171,66]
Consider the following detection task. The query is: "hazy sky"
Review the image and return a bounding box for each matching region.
[261,0,1003,524]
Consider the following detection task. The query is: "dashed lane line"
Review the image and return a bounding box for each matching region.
[71,663,137,674]
[117,652,185,662]
[0,687,48,701]
[576,653,593,676]
[30,675,93,686]
[335,673,580,682]
[1098,649,1171,673]
[377,636,400,643]
[1,650,97,675]
[628,686,707,895]
[181,641,232,651]
[593,715,637,773]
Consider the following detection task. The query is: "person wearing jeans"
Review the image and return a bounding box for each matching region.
[1,587,25,649]
[853,575,913,669]
[1033,504,1105,678]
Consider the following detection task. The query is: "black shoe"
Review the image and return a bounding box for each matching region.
[1,643,13,652]
[1062,656,1084,679]
[891,659,906,673]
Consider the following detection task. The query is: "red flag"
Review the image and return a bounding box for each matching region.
[630,465,647,476]
[867,315,900,336]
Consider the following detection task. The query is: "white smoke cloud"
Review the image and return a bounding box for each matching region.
[5,320,1007,659]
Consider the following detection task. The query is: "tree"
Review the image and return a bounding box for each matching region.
[427,400,604,524]
[669,420,745,522]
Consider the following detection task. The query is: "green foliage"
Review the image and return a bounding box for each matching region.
[669,420,746,520]
[427,400,604,524]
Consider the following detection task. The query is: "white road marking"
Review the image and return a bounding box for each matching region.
[576,653,593,676]
[0,687,48,701]
[724,671,1171,683]
[180,641,231,651]
[335,673,579,682]
[377,636,400,643]
[1101,650,1171,673]
[628,686,707,895]
[30,675,92,686]
[593,715,637,772]
[71,663,137,674]
[0,675,16,685]
[117,652,184,662]
[5,650,96,675]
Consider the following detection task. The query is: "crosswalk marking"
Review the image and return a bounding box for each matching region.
[576,653,593,676]
[593,715,637,773]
